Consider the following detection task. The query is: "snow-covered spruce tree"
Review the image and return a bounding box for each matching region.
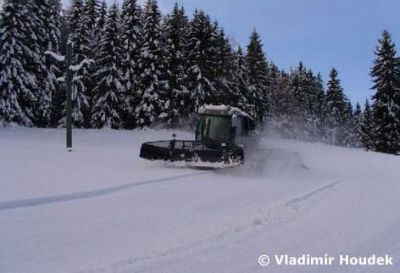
[162,4,190,125]
[91,4,124,129]
[83,0,99,35]
[352,102,362,147]
[186,10,217,113]
[120,0,142,129]
[212,26,236,107]
[325,68,349,146]
[268,62,280,114]
[232,46,251,112]
[20,1,45,127]
[0,0,36,126]
[82,0,100,124]
[33,0,62,127]
[135,0,169,128]
[271,69,290,118]
[96,1,107,32]
[51,8,69,127]
[51,7,70,127]
[269,63,289,135]
[370,30,400,154]
[343,101,356,147]
[303,69,326,142]
[65,0,92,128]
[246,30,270,122]
[311,72,327,141]
[359,99,375,150]
[287,63,310,139]
[300,67,322,140]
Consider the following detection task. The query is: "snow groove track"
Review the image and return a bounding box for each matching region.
[285,179,343,206]
[0,172,207,211]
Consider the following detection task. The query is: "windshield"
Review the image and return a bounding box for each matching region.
[196,115,231,143]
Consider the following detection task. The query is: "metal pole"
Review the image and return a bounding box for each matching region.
[65,43,73,151]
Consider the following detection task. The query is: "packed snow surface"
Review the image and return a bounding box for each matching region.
[0,127,399,273]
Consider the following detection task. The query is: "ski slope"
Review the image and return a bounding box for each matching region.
[0,127,399,273]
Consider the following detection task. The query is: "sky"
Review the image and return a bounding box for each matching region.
[63,0,399,104]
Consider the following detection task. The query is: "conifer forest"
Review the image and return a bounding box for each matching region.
[1,0,399,155]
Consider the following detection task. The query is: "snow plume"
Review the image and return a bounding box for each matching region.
[262,115,355,148]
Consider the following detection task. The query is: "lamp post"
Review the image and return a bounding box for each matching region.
[45,42,93,151]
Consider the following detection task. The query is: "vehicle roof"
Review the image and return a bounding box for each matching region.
[198,105,253,120]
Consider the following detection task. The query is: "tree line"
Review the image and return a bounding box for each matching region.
[0,0,399,154]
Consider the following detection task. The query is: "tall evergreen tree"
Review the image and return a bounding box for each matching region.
[65,0,92,127]
[271,70,291,118]
[359,99,375,150]
[120,0,142,128]
[343,100,355,147]
[246,30,270,121]
[306,70,326,141]
[51,7,68,127]
[96,1,107,31]
[286,63,308,139]
[232,46,251,112]
[186,10,217,113]
[353,102,362,147]
[83,0,100,124]
[0,0,36,126]
[325,68,348,146]
[135,0,168,128]
[32,0,62,127]
[313,72,327,141]
[370,30,400,154]
[162,4,190,125]
[83,0,99,35]
[212,27,235,106]
[91,4,124,128]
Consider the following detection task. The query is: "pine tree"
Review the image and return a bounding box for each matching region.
[272,70,291,117]
[135,0,168,128]
[246,30,270,121]
[306,70,326,141]
[314,73,327,141]
[52,7,68,127]
[83,0,100,125]
[162,4,190,125]
[32,0,62,127]
[212,27,235,106]
[343,100,355,147]
[287,62,309,139]
[0,0,36,126]
[232,46,251,112]
[370,30,400,154]
[120,0,142,128]
[83,0,99,35]
[292,65,323,140]
[186,10,217,113]
[359,99,375,150]
[353,102,362,147]
[96,1,107,31]
[91,4,124,129]
[325,68,348,146]
[66,0,92,127]
[83,0,99,56]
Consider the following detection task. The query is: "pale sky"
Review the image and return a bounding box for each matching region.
[61,0,400,104]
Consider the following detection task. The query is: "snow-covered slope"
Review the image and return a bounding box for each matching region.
[0,127,399,273]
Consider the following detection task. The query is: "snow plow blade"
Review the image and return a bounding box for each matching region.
[140,140,244,168]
